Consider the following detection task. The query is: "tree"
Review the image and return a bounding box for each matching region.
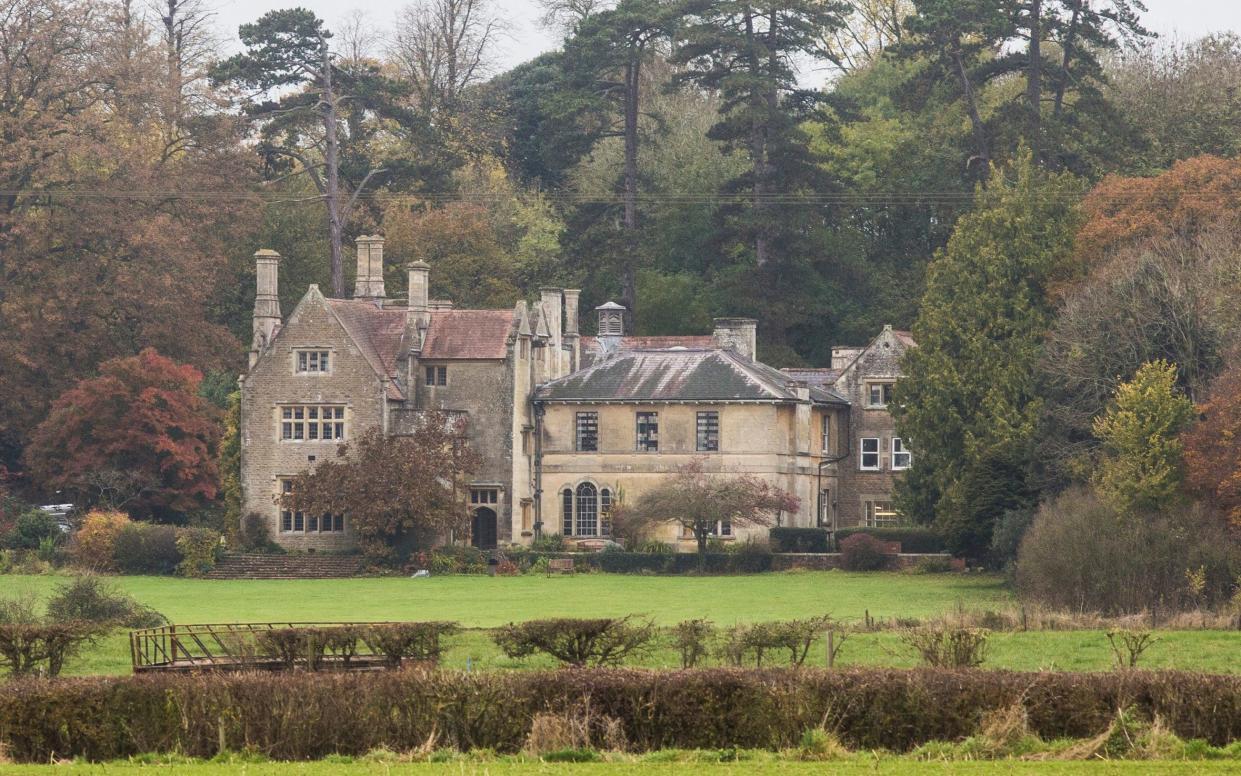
[23,349,222,520]
[821,0,910,75]
[675,0,848,267]
[613,459,797,560]
[211,9,395,297]
[391,0,503,120]
[283,418,481,561]
[891,152,1083,557]
[1091,360,1195,515]
[1183,364,1241,528]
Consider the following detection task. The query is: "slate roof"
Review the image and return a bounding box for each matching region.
[537,348,848,404]
[579,335,715,368]
[422,310,514,359]
[780,368,842,387]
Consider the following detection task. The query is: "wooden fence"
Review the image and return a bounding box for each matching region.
[130,622,395,673]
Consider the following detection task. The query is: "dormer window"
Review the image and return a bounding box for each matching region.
[296,350,330,374]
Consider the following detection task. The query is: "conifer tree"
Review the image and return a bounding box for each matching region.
[891,151,1083,557]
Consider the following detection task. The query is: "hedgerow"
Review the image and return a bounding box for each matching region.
[0,668,1236,761]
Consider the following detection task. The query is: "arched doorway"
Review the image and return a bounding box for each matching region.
[471,507,497,549]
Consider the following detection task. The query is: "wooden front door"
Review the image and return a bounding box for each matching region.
[471,507,498,549]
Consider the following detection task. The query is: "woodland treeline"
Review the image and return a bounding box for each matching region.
[1,1,1240,563]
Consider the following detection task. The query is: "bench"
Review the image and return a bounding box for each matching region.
[546,558,575,576]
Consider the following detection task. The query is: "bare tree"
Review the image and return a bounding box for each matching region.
[152,0,220,129]
[336,8,380,66]
[538,0,613,35]
[821,0,909,76]
[390,0,504,118]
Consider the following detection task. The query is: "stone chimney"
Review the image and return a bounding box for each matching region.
[407,260,430,314]
[713,318,758,361]
[563,289,581,371]
[596,301,625,337]
[540,287,563,349]
[250,249,282,369]
[353,235,386,299]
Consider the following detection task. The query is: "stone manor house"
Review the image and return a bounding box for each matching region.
[239,236,914,552]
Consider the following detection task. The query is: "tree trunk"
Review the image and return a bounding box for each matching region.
[1053,0,1082,117]
[1026,0,1042,158]
[621,54,641,327]
[321,37,345,298]
[745,9,769,266]
[696,526,708,567]
[951,42,989,172]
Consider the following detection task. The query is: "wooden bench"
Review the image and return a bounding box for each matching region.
[546,558,575,576]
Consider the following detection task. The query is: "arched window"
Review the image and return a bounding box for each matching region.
[600,489,612,537]
[575,482,598,537]
[562,489,573,535]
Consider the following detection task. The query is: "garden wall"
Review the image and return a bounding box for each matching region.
[1,668,1237,761]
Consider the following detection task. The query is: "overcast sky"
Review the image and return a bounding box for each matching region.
[211,0,1241,76]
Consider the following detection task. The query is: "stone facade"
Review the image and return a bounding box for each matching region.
[239,235,912,553]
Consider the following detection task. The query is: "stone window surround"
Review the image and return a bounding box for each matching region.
[294,348,333,375]
[861,496,900,528]
[278,404,347,443]
[559,480,613,538]
[865,380,896,408]
[275,477,345,534]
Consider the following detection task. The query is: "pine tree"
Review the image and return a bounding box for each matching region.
[891,150,1083,557]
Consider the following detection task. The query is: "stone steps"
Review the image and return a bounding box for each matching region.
[206,553,364,580]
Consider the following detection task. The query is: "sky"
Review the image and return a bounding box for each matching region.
[212,0,1241,75]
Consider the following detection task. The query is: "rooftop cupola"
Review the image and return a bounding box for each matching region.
[596,301,626,337]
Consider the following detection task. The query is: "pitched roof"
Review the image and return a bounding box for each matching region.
[893,329,916,348]
[537,348,847,404]
[781,368,842,387]
[421,310,514,360]
[325,299,407,399]
[579,335,715,368]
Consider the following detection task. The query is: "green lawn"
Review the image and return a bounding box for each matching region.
[3,760,1238,775]
[4,572,1239,675]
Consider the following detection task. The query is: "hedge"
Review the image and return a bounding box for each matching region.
[769,527,829,554]
[528,551,773,575]
[1,668,1237,761]
[834,527,946,554]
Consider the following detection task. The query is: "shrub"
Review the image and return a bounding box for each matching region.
[531,534,567,552]
[113,523,182,575]
[4,510,60,551]
[989,507,1035,568]
[901,626,989,668]
[175,527,221,577]
[597,552,674,574]
[429,546,487,575]
[362,622,459,668]
[44,575,166,629]
[238,512,281,553]
[255,627,331,670]
[910,556,956,574]
[769,527,830,554]
[834,527,945,554]
[493,617,656,667]
[1,668,1239,761]
[669,619,715,668]
[729,539,773,573]
[716,617,833,667]
[631,540,674,554]
[839,533,890,571]
[1016,487,1241,614]
[70,511,131,572]
[0,621,102,677]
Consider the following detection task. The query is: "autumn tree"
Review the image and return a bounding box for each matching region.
[283,417,481,562]
[612,459,797,561]
[1091,360,1195,515]
[891,152,1083,557]
[391,0,504,121]
[1183,363,1241,528]
[23,349,222,520]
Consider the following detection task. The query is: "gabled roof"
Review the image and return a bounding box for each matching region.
[421,310,514,360]
[325,299,408,400]
[537,348,847,404]
[781,367,842,387]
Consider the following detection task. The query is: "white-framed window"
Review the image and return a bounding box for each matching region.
[892,437,912,470]
[864,500,900,528]
[818,488,831,528]
[860,437,881,470]
[280,405,346,442]
[470,488,499,505]
[636,411,658,452]
[295,350,330,374]
[561,482,610,537]
[686,520,732,538]
[425,365,447,386]
[278,478,344,533]
[821,414,831,453]
[576,411,599,452]
[696,411,720,452]
[866,382,894,408]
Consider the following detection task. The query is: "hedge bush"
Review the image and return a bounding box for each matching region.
[113,524,181,575]
[839,533,890,571]
[1,669,1237,761]
[769,527,830,554]
[494,617,656,667]
[70,512,131,572]
[835,527,946,554]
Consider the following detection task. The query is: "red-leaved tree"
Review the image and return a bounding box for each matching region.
[283,415,481,561]
[1183,363,1241,528]
[23,349,221,520]
[612,459,799,559]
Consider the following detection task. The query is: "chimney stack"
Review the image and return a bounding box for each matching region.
[407,260,430,313]
[540,287,563,349]
[250,249,282,369]
[353,235,386,299]
[563,289,581,336]
[713,318,758,361]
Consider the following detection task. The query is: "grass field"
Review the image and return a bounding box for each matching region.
[3,572,1239,675]
[3,759,1240,775]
